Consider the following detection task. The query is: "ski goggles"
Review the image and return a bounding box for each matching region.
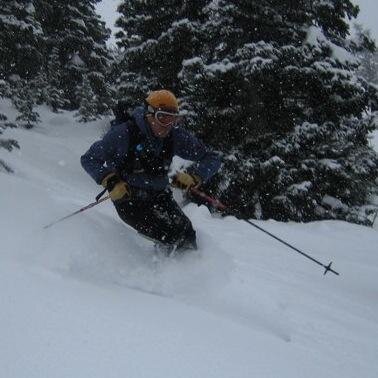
[147,105,182,127]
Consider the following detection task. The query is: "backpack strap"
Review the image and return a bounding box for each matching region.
[117,118,143,175]
[127,118,143,152]
[120,117,175,177]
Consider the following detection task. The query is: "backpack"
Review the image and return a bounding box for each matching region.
[112,103,174,177]
[112,100,134,123]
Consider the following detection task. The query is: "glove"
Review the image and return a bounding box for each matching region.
[101,173,131,201]
[172,172,202,191]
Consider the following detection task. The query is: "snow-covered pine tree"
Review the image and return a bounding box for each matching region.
[115,0,208,104]
[0,0,44,129]
[0,81,19,173]
[12,78,40,129]
[75,74,98,122]
[0,0,44,81]
[359,49,378,87]
[354,24,378,86]
[30,71,49,106]
[180,0,378,224]
[45,47,68,112]
[354,24,378,113]
[34,0,112,114]
[0,111,19,173]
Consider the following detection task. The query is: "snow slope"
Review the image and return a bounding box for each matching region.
[370,128,378,152]
[1,102,378,378]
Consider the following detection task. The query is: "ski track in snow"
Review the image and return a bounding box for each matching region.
[1,102,378,378]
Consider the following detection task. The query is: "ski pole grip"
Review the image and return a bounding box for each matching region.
[190,187,227,211]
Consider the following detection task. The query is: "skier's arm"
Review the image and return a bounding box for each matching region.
[81,125,129,184]
[173,128,221,183]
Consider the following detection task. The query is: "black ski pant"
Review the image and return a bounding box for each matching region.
[113,189,196,249]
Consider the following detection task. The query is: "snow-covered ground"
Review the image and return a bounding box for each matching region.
[1,101,378,378]
[370,127,378,151]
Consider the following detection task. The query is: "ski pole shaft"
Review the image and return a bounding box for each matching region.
[189,188,339,276]
[43,195,110,229]
[243,219,339,275]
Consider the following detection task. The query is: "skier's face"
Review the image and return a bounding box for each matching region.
[146,110,181,138]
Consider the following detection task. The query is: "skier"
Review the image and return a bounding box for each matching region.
[81,89,221,253]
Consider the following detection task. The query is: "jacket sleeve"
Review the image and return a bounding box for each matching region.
[173,128,221,183]
[80,124,130,185]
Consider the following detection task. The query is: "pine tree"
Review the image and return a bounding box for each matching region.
[354,24,377,81]
[115,0,208,104]
[45,47,68,112]
[12,79,40,129]
[75,75,98,122]
[180,0,378,224]
[0,1,44,130]
[354,24,378,112]
[359,49,378,86]
[0,112,19,173]
[0,0,44,81]
[34,0,112,114]
[0,80,19,173]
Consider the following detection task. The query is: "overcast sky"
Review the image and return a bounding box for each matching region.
[96,0,120,46]
[354,0,378,41]
[96,0,378,45]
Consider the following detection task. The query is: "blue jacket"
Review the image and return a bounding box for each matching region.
[81,106,221,191]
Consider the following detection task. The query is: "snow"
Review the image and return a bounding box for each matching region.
[1,101,378,377]
[0,14,42,34]
[319,158,343,170]
[206,60,236,74]
[25,2,36,15]
[322,195,348,211]
[306,25,358,65]
[70,53,85,67]
[72,18,86,29]
[183,56,237,76]
[370,129,378,151]
[182,56,203,67]
[288,181,312,195]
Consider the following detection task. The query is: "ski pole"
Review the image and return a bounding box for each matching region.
[242,219,339,275]
[190,187,227,211]
[190,187,339,276]
[43,194,110,229]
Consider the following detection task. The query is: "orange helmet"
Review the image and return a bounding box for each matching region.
[146,90,179,113]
